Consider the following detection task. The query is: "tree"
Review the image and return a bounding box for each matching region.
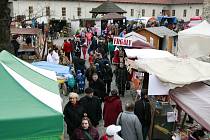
[203,0,210,23]
[0,0,13,53]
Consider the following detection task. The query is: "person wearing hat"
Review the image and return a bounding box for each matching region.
[103,89,123,127]
[100,125,124,140]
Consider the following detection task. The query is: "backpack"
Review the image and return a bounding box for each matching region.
[67,75,75,88]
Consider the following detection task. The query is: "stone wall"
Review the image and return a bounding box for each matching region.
[203,0,210,22]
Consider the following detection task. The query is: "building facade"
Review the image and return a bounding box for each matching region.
[10,0,203,22]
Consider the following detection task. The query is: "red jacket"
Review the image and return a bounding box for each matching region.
[63,42,73,53]
[103,96,123,127]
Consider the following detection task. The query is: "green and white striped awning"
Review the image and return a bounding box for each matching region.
[0,51,63,140]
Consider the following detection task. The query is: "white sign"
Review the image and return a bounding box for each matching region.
[113,37,133,47]
[148,74,170,95]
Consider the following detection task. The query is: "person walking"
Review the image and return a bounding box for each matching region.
[116,101,143,140]
[134,91,151,140]
[63,39,72,61]
[71,117,99,140]
[103,63,113,95]
[85,64,97,85]
[63,92,86,139]
[89,73,106,102]
[103,89,123,127]
[80,87,102,127]
[114,63,128,97]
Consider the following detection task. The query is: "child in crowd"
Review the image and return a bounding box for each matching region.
[76,70,85,94]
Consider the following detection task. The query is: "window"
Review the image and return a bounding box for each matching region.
[142,9,145,16]
[62,7,66,16]
[172,10,175,16]
[131,9,134,16]
[183,9,187,17]
[77,7,81,17]
[29,6,33,14]
[152,9,155,16]
[46,6,50,16]
[196,9,199,16]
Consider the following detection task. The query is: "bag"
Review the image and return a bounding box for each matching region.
[126,81,131,90]
[83,130,94,140]
[118,112,123,137]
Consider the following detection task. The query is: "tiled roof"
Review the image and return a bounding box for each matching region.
[11,28,41,35]
[145,26,177,37]
[101,13,125,20]
[80,0,203,4]
[20,0,204,4]
[90,1,127,13]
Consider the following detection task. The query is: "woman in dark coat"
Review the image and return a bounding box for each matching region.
[71,117,99,140]
[114,63,128,97]
[103,89,123,127]
[63,92,85,139]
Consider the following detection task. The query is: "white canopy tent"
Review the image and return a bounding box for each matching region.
[125,31,147,42]
[177,20,210,58]
[125,49,174,59]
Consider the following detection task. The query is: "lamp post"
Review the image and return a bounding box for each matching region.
[0,0,13,53]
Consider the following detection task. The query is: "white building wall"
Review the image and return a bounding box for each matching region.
[171,4,203,21]
[12,0,203,22]
[117,3,166,18]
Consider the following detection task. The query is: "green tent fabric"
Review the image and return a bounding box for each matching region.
[0,51,64,140]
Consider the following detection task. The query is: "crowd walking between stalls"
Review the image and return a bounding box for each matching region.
[47,26,151,140]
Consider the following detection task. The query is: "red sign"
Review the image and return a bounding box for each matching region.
[113,37,132,47]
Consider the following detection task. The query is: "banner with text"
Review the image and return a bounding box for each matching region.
[113,37,133,47]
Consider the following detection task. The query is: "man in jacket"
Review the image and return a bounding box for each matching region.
[116,102,143,140]
[134,91,151,140]
[89,73,106,102]
[114,63,128,97]
[103,63,113,95]
[80,87,102,127]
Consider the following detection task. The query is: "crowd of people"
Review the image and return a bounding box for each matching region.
[45,26,154,140]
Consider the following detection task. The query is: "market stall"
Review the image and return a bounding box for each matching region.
[124,49,210,139]
[170,82,210,132]
[11,27,44,60]
[177,20,210,59]
[0,51,63,139]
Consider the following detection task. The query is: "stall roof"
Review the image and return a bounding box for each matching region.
[101,12,125,20]
[170,82,210,131]
[145,26,177,38]
[90,1,126,14]
[11,28,41,35]
[131,40,153,49]
[125,48,173,59]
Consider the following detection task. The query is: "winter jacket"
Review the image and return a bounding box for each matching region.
[63,102,85,135]
[134,99,151,127]
[80,96,102,126]
[103,65,113,82]
[115,67,128,91]
[89,79,106,101]
[71,127,99,140]
[103,96,123,127]
[116,111,143,140]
